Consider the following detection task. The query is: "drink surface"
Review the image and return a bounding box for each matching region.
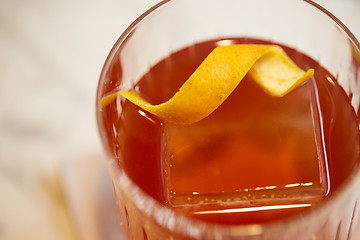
[99,38,360,224]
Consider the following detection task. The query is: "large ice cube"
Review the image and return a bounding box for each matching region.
[162,77,329,220]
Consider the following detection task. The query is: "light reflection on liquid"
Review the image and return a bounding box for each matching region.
[138,110,157,124]
[216,39,236,46]
[326,75,335,86]
[193,203,312,215]
[209,182,315,194]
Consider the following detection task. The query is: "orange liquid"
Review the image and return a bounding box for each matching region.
[98,38,360,224]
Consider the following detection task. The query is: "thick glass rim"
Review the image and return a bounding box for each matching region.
[96,0,360,237]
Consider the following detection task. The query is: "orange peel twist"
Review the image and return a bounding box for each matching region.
[101,44,314,125]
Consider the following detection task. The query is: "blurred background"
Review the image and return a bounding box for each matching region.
[0,0,359,239]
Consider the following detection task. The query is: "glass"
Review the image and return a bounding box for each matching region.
[96,0,360,239]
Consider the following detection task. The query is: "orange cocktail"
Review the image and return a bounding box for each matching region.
[97,1,360,239]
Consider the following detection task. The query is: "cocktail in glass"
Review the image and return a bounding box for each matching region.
[96,0,360,239]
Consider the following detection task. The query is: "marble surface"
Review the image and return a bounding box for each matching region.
[0,0,359,239]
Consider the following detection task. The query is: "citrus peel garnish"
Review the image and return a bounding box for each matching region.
[101,44,314,125]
